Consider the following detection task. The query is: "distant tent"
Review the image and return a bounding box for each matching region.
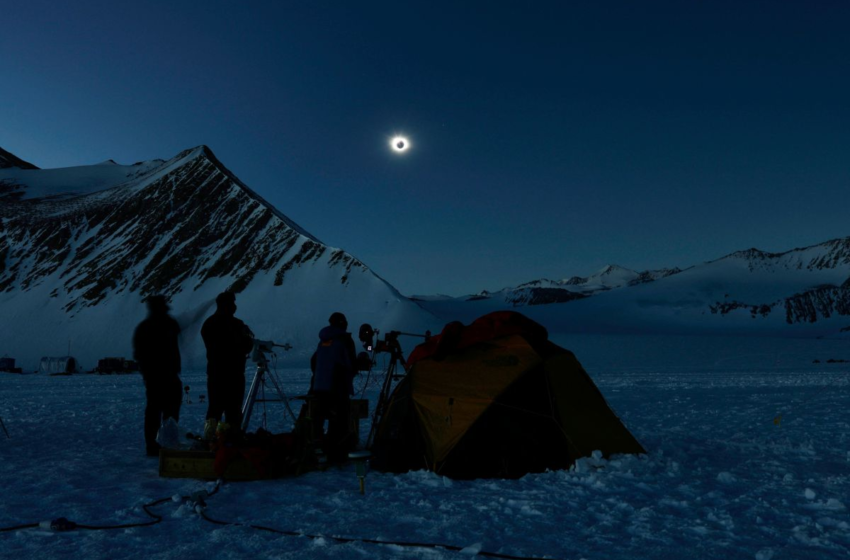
[371,312,645,479]
[0,356,16,372]
[39,356,79,375]
[95,357,138,374]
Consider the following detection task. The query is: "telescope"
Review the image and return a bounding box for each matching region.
[358,325,430,356]
[251,339,293,365]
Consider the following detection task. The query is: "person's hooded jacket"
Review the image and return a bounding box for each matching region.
[201,311,254,379]
[133,311,181,378]
[311,325,356,394]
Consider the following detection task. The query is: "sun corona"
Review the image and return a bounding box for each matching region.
[390,136,410,153]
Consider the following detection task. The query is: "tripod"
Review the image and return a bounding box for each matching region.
[241,340,296,433]
[365,337,408,449]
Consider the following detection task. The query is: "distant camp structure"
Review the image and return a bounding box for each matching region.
[39,356,80,376]
[371,311,646,479]
[93,357,139,374]
[0,355,23,374]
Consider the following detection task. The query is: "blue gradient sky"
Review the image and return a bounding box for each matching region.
[3,1,850,296]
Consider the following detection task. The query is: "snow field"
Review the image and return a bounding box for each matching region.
[0,337,848,560]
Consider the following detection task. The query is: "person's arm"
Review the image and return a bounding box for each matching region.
[309,351,317,393]
[169,317,182,372]
[132,324,142,362]
[346,334,356,362]
[345,334,357,377]
[201,319,210,347]
[239,321,254,355]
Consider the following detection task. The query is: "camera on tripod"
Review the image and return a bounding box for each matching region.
[358,325,431,448]
[373,331,402,356]
[359,324,376,352]
[357,327,408,372]
[251,339,293,364]
[358,325,409,356]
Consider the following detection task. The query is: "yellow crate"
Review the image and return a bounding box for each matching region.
[158,449,269,481]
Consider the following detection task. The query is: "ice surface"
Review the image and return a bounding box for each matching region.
[0,335,848,559]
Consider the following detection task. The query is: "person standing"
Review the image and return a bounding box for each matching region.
[201,291,254,438]
[310,312,357,461]
[133,295,182,457]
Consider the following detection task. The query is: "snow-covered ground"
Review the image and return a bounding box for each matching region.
[1,335,848,560]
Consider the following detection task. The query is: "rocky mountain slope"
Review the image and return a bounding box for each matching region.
[0,147,38,171]
[0,146,436,370]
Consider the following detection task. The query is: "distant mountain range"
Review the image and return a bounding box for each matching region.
[447,264,683,306]
[414,239,850,337]
[2,144,849,369]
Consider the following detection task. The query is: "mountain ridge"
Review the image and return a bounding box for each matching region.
[0,146,38,170]
[0,145,435,369]
[414,236,850,336]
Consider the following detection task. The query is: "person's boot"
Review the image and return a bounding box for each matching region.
[216,422,232,440]
[158,418,180,449]
[146,442,162,457]
[203,418,217,441]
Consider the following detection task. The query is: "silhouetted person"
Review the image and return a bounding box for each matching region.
[310,312,357,461]
[133,295,182,457]
[202,292,254,438]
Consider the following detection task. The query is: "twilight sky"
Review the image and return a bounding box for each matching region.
[3,1,850,296]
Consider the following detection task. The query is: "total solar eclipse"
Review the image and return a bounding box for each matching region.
[390,136,410,153]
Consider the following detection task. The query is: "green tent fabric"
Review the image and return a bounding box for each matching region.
[371,312,645,479]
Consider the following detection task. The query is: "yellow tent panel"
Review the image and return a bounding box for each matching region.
[371,312,645,479]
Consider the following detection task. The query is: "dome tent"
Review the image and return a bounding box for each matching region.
[39,356,79,375]
[371,312,645,479]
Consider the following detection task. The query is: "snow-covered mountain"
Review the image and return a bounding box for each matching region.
[452,264,683,307]
[4,143,850,370]
[416,240,850,337]
[0,146,436,370]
